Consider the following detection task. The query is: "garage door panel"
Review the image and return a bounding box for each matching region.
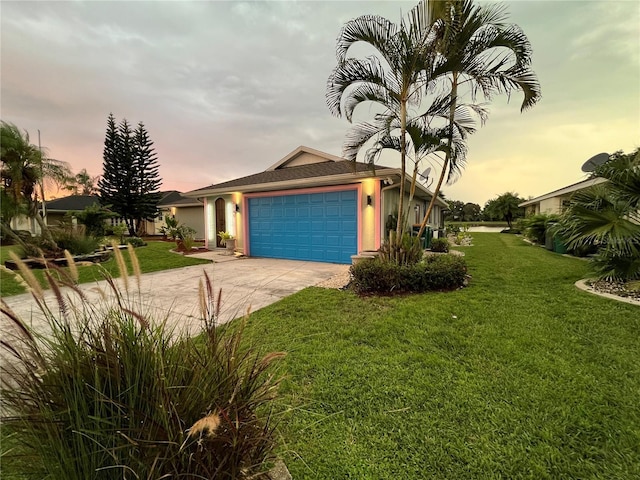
[249,190,358,264]
[324,191,340,202]
[341,205,357,216]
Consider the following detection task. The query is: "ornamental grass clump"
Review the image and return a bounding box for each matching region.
[1,248,285,479]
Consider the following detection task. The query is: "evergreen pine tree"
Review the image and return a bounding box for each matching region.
[132,122,161,234]
[99,114,162,236]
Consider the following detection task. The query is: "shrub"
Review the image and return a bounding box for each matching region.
[521,213,559,244]
[350,254,467,294]
[111,223,127,245]
[553,149,640,280]
[378,233,423,265]
[430,237,449,253]
[71,203,116,237]
[125,236,146,247]
[446,224,460,236]
[1,249,284,479]
[182,234,196,251]
[161,215,180,239]
[49,223,101,255]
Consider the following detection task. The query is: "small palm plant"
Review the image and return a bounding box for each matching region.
[555,148,640,281]
[1,245,284,479]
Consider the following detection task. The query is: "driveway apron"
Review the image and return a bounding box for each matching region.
[1,255,349,338]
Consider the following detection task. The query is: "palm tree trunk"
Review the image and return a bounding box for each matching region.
[0,222,30,251]
[32,210,58,250]
[395,98,408,246]
[417,72,458,238]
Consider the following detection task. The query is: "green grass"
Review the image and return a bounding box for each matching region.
[446,220,509,228]
[241,233,639,479]
[0,241,211,297]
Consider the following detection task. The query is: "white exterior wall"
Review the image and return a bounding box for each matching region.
[539,197,562,214]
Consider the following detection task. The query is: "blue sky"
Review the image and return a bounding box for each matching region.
[2,0,638,205]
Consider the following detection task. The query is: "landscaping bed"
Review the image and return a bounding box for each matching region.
[0,241,211,297]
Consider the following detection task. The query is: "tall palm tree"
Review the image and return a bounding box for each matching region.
[556,149,640,280]
[1,121,71,250]
[327,0,540,250]
[327,0,444,245]
[416,0,541,237]
[66,168,100,195]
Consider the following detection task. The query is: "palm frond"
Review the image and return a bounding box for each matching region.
[335,14,399,68]
[327,57,400,119]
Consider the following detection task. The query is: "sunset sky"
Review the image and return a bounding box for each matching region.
[2,0,639,206]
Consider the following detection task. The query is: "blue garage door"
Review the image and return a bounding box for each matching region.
[248,190,357,264]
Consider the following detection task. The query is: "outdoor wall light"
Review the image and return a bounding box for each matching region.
[367,195,373,206]
[235,203,240,212]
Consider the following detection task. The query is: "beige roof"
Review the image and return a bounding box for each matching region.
[519,177,608,207]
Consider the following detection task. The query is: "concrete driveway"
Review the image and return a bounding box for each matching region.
[1,252,349,337]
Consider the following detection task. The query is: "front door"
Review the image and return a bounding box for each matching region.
[215,198,226,247]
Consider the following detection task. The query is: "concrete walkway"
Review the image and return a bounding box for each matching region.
[1,251,349,338]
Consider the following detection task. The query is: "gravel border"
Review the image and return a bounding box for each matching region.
[575,279,640,306]
[316,269,351,289]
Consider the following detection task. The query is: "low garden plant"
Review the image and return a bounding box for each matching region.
[350,253,467,294]
[430,237,449,253]
[1,247,284,479]
[49,222,102,255]
[124,236,146,247]
[520,213,559,244]
[554,148,640,281]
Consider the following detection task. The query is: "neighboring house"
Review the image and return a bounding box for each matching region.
[184,146,447,264]
[151,191,205,239]
[519,177,608,216]
[9,195,100,236]
[9,192,204,238]
[44,195,102,227]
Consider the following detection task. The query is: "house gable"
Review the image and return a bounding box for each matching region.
[266,145,344,171]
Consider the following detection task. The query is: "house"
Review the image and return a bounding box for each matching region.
[45,195,102,226]
[519,177,608,216]
[9,192,204,238]
[151,191,205,239]
[184,146,447,264]
[9,195,101,236]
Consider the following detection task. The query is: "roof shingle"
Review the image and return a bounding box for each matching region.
[190,160,394,193]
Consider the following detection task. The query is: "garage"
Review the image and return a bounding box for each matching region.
[248,189,357,263]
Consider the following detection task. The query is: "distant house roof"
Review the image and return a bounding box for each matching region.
[158,190,202,208]
[45,195,100,212]
[44,191,201,213]
[157,190,184,206]
[519,177,608,207]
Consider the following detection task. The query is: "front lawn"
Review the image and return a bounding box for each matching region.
[0,241,211,297]
[245,233,639,479]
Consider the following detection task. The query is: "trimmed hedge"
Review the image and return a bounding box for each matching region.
[350,254,467,294]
